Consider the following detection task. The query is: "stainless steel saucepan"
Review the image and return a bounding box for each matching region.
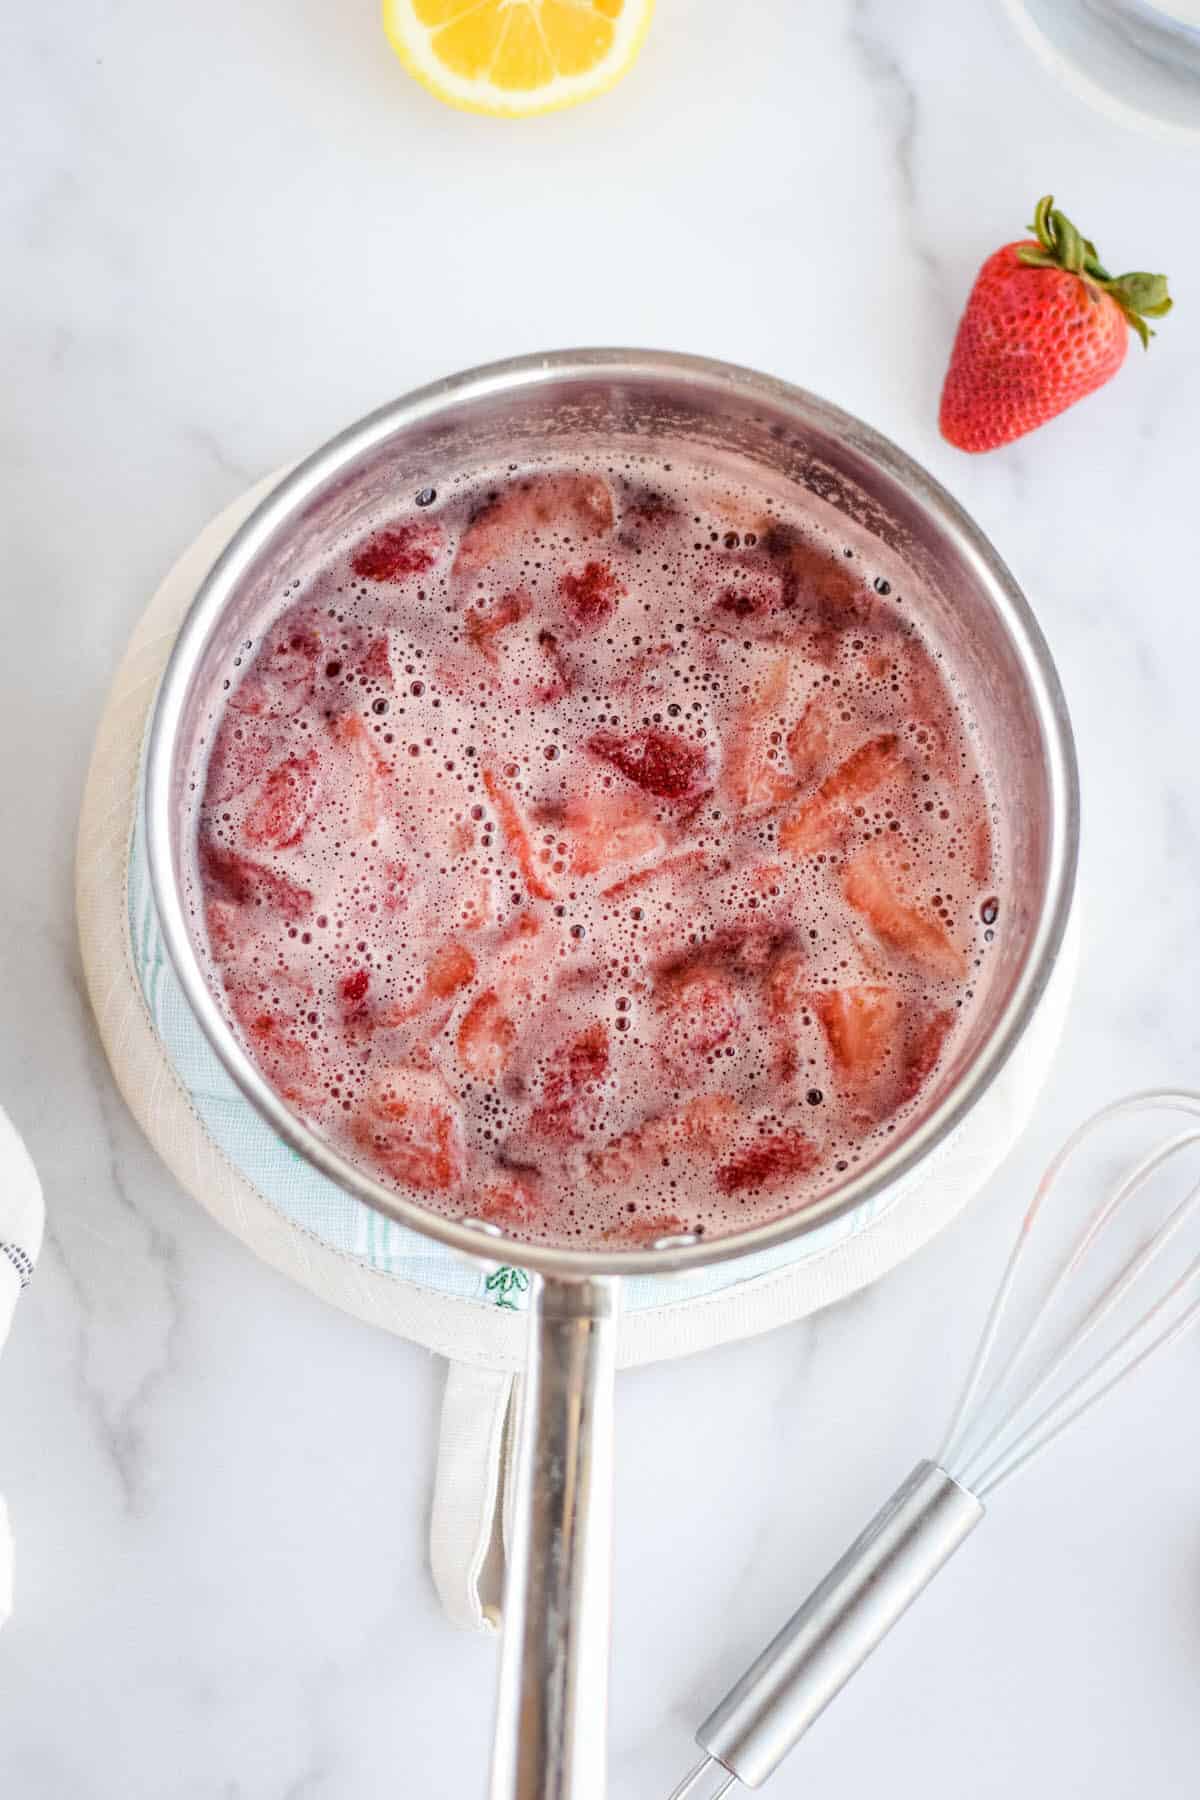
[145,349,1078,1800]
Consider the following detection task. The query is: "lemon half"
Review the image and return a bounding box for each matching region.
[383,0,655,117]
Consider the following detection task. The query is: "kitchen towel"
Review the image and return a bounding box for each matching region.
[0,1102,45,1629]
[77,470,1077,1632]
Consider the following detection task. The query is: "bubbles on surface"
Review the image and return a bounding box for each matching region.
[186,452,1003,1249]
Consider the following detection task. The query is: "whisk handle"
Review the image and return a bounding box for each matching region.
[696,1461,983,1789]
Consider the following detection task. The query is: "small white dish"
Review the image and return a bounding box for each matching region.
[1001,0,1200,142]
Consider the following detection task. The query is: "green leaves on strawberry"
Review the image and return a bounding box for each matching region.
[1017,194,1172,349]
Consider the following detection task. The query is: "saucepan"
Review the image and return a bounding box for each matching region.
[144,349,1078,1799]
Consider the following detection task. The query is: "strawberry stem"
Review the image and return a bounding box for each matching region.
[1017,193,1173,349]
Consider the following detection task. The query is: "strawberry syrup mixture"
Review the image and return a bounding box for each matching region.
[190,459,999,1246]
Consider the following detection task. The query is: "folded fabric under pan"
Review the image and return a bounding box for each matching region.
[77,459,1077,1634]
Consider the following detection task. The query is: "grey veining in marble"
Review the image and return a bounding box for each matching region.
[4,0,1200,1793]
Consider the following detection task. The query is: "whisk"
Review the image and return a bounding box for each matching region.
[667,1089,1200,1799]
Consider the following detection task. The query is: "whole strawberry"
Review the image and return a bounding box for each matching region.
[940,195,1172,453]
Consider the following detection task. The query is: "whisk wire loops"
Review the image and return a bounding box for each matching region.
[940,1091,1200,1499]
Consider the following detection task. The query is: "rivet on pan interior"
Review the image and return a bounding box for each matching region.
[462,1217,504,1238]
[653,1231,700,1250]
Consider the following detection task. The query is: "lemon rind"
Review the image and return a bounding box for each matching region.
[382,0,655,118]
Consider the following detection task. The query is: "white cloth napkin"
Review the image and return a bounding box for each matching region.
[0,1102,44,1629]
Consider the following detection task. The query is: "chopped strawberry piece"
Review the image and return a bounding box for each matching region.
[842,846,967,977]
[891,637,965,781]
[686,923,794,979]
[351,521,443,583]
[351,1067,465,1193]
[787,695,838,782]
[455,474,614,575]
[600,848,708,901]
[565,789,667,877]
[562,1023,610,1090]
[206,714,284,805]
[457,990,518,1082]
[560,561,624,630]
[374,939,476,1031]
[241,1012,318,1103]
[621,486,677,531]
[358,635,394,685]
[470,1169,542,1230]
[810,987,955,1119]
[657,963,741,1068]
[533,629,574,703]
[607,1212,696,1245]
[229,619,321,718]
[387,939,478,1028]
[530,1023,610,1140]
[763,946,809,1020]
[243,748,321,850]
[716,1128,818,1194]
[458,870,497,933]
[757,656,793,709]
[587,1095,739,1185]
[326,712,386,837]
[310,624,374,706]
[779,735,906,854]
[200,841,313,921]
[337,967,374,1031]
[811,986,903,1083]
[715,581,778,623]
[899,1006,956,1103]
[446,818,474,859]
[758,945,814,1085]
[829,731,906,792]
[423,939,477,1000]
[617,491,678,553]
[204,898,251,962]
[707,560,792,636]
[572,1029,611,1080]
[495,908,549,967]
[465,589,532,665]
[341,968,370,1005]
[670,1093,740,1148]
[970,816,993,886]
[228,987,321,1109]
[750,861,789,895]
[613,642,675,704]
[762,526,867,621]
[430,653,495,700]
[723,658,796,818]
[376,859,408,915]
[482,767,555,901]
[587,728,711,802]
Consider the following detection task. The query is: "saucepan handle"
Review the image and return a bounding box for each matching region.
[490,1273,619,1800]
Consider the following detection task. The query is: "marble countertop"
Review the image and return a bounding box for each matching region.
[5,1,1200,1793]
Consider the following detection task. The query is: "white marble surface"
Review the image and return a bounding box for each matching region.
[5,1,1200,1793]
